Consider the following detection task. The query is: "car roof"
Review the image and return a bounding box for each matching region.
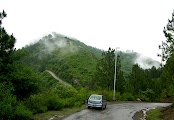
[90,94,103,96]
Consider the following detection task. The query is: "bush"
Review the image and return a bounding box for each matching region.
[100,90,113,101]
[25,94,47,114]
[57,85,77,98]
[26,90,67,114]
[64,98,76,108]
[121,93,135,101]
[0,94,17,119]
[10,63,42,100]
[14,103,32,120]
[146,108,162,120]
[75,88,88,105]
[160,89,167,101]
[45,95,64,110]
[0,96,32,120]
[115,92,122,100]
[74,101,82,107]
[0,83,16,119]
[0,83,32,119]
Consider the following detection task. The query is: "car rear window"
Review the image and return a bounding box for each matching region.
[89,95,102,100]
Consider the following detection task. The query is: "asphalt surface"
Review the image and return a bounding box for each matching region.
[63,102,171,120]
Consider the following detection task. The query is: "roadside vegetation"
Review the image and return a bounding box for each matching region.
[1,9,174,120]
[146,105,174,120]
[146,109,162,120]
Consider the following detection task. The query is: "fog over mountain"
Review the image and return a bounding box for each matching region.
[24,32,160,71]
[134,54,160,69]
[40,33,79,55]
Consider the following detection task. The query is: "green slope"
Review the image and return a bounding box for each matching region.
[15,33,160,86]
[16,33,101,86]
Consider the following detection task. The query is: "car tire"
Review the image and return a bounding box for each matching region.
[101,106,104,110]
[88,106,91,109]
[104,105,106,109]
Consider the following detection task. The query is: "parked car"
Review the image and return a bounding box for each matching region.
[87,94,107,110]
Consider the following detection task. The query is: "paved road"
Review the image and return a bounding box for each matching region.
[63,102,171,120]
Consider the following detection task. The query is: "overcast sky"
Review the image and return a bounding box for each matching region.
[1,0,174,62]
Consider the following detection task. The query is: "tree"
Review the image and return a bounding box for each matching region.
[0,10,34,119]
[0,10,16,75]
[128,64,146,94]
[93,48,124,91]
[158,10,174,62]
[93,48,115,90]
[161,54,174,97]
[115,55,125,93]
[9,63,41,100]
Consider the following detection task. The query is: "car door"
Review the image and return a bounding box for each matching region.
[102,96,107,107]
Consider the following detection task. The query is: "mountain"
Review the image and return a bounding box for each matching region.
[15,33,160,86]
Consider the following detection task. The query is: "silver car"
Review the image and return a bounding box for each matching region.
[87,94,107,110]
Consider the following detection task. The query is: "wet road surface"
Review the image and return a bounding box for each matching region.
[63,102,171,120]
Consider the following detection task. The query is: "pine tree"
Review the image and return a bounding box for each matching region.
[115,55,125,93]
[93,48,124,91]
[0,10,16,75]
[94,48,115,90]
[158,10,174,62]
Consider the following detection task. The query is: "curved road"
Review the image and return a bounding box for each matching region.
[63,102,171,120]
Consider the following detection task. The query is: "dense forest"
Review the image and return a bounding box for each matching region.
[1,10,174,119]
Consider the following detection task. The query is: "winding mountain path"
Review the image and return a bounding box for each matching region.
[46,70,72,87]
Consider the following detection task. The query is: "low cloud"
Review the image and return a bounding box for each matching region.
[134,54,160,69]
[41,33,78,55]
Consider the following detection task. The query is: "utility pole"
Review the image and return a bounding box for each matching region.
[113,47,119,101]
[161,41,164,68]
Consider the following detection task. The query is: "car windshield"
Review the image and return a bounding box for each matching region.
[89,95,102,100]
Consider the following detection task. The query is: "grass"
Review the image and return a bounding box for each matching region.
[146,108,162,120]
[32,105,86,120]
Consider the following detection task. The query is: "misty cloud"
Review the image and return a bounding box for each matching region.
[41,33,79,55]
[134,54,160,69]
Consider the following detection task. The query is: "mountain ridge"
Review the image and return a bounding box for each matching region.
[15,32,160,86]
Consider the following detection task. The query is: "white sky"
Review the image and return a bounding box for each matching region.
[1,0,174,62]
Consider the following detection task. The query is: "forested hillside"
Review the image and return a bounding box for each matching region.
[1,10,174,120]
[15,32,160,87]
[15,33,101,86]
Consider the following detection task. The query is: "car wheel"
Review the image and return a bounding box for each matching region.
[101,106,104,110]
[88,106,91,109]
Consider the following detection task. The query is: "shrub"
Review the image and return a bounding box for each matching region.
[57,86,77,98]
[144,97,151,102]
[14,103,32,120]
[100,90,113,101]
[0,83,32,119]
[45,95,64,110]
[0,94,17,119]
[25,94,47,114]
[75,88,88,105]
[146,108,162,120]
[0,83,16,119]
[115,92,122,100]
[74,101,82,107]
[64,98,76,108]
[160,89,167,101]
[121,93,135,101]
